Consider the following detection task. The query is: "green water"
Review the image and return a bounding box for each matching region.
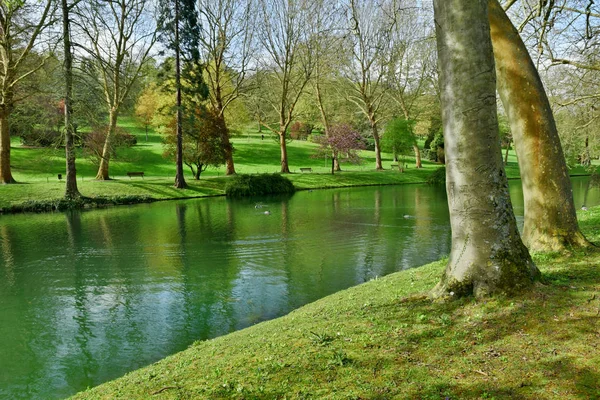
[0,178,598,399]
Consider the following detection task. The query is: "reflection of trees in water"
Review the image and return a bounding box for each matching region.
[0,225,16,287]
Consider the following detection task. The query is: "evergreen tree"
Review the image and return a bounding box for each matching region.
[157,0,208,189]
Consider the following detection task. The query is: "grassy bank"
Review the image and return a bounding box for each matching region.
[72,208,600,400]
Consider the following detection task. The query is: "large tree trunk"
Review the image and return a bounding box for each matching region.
[96,109,118,180]
[62,0,80,199]
[0,111,16,184]
[279,131,290,173]
[431,0,539,298]
[488,0,590,251]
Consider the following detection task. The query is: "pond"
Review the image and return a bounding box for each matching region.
[0,177,598,399]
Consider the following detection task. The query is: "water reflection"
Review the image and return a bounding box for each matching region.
[0,178,598,399]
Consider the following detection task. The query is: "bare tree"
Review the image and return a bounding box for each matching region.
[75,0,156,180]
[308,0,344,171]
[387,4,436,169]
[254,0,315,173]
[432,0,539,298]
[0,0,55,184]
[198,0,254,176]
[342,0,399,170]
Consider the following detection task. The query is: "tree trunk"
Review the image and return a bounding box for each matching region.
[488,0,590,251]
[369,116,383,170]
[62,0,80,199]
[219,115,236,176]
[174,0,187,189]
[431,0,539,298]
[96,109,118,180]
[413,142,422,168]
[504,139,510,165]
[0,111,16,184]
[279,131,290,173]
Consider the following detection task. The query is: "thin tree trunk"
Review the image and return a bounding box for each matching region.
[413,143,422,168]
[219,114,235,175]
[315,83,339,172]
[488,0,590,251]
[369,117,383,170]
[174,0,186,189]
[62,0,80,199]
[504,139,510,165]
[96,109,118,180]
[0,111,16,184]
[431,0,539,298]
[279,131,290,173]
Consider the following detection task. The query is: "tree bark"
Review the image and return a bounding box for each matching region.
[96,109,118,180]
[413,143,422,168]
[279,131,290,173]
[0,110,16,184]
[368,116,383,170]
[431,0,539,298]
[62,0,81,199]
[488,0,591,251]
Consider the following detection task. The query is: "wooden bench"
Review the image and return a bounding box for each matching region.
[126,171,145,178]
[299,167,313,173]
[390,164,404,172]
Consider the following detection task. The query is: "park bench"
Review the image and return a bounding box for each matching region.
[126,171,145,179]
[299,167,313,173]
[390,163,404,172]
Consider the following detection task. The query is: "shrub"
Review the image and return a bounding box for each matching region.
[427,166,446,185]
[225,174,296,197]
[19,128,61,147]
[83,126,137,165]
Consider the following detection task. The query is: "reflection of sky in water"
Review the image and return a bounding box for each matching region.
[0,177,598,399]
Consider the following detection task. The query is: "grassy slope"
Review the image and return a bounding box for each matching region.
[72,208,600,400]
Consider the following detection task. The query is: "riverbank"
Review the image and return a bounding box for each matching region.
[0,168,442,213]
[72,207,600,399]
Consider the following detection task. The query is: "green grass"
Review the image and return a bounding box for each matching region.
[1,117,445,210]
[71,207,600,400]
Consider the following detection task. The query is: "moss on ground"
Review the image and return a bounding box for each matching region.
[71,208,600,400]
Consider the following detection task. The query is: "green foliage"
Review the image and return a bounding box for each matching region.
[162,108,228,179]
[427,166,446,185]
[381,118,416,157]
[225,174,296,197]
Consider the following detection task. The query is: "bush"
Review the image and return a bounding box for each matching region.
[427,166,446,185]
[225,174,296,197]
[19,128,61,147]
